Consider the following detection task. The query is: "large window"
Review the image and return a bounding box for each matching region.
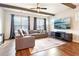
[36,18,44,30]
[14,15,28,33]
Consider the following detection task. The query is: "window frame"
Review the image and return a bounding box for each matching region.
[14,15,28,34]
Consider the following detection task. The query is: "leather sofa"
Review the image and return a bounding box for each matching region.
[15,29,35,51]
[15,29,48,50]
[29,30,48,39]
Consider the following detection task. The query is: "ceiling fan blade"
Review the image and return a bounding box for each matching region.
[30,3,47,10]
[40,8,47,9]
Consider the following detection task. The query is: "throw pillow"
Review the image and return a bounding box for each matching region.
[18,29,24,37]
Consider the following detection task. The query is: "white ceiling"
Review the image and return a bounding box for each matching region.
[4,3,73,14]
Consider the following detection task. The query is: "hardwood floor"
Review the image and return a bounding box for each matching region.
[32,42,79,56]
[16,48,32,56]
[0,38,79,56]
[57,42,79,56]
[16,41,79,56]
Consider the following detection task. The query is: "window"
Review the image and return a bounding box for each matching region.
[36,18,44,30]
[21,16,28,31]
[14,15,28,33]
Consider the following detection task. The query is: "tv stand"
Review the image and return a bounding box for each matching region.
[51,31,72,42]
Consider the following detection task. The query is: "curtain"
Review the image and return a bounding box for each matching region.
[34,17,37,30]
[9,14,15,39]
[44,18,47,30]
[28,16,30,30]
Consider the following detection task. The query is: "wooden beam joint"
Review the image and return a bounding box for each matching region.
[62,3,76,9]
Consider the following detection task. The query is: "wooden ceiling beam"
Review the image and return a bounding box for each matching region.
[0,3,55,16]
[62,3,76,9]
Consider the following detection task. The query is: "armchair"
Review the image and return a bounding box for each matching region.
[15,29,35,51]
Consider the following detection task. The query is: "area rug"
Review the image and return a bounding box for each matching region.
[32,38,66,54]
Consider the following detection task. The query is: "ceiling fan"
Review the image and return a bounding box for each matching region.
[30,3,47,12]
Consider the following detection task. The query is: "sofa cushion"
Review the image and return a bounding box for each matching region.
[22,29,29,36]
[22,30,27,34]
[30,33,48,39]
[29,30,40,34]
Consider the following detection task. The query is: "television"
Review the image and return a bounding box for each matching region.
[54,17,71,29]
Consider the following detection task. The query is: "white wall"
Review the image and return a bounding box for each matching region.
[49,9,75,32]
[4,12,11,39]
[3,9,49,39]
[0,8,3,33]
[72,7,79,43]
[49,8,79,43]
[0,7,4,43]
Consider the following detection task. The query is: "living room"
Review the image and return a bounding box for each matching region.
[0,3,79,56]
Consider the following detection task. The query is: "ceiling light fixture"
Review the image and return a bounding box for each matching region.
[30,3,47,12]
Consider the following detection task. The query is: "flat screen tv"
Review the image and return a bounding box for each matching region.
[54,17,71,29]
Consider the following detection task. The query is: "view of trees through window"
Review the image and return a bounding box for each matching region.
[14,15,28,33]
[36,18,44,30]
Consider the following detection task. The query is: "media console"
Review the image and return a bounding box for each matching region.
[50,31,72,42]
